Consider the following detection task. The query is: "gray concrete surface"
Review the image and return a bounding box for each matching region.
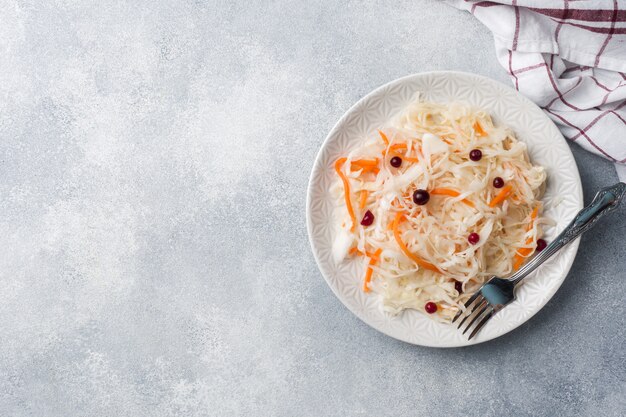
[0,1,624,416]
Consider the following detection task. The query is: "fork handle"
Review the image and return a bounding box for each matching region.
[509,182,626,285]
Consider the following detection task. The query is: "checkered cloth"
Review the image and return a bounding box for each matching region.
[450,0,626,172]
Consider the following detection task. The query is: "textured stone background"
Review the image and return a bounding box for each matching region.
[0,1,624,416]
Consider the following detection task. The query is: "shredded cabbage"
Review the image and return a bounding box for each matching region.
[330,96,547,322]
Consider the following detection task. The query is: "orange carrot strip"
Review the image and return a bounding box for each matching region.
[513,247,535,270]
[513,207,540,270]
[334,158,356,232]
[488,184,513,208]
[474,121,487,136]
[378,130,389,145]
[350,247,378,259]
[351,159,379,168]
[392,212,439,272]
[430,188,460,197]
[530,206,539,220]
[352,248,364,257]
[363,248,383,292]
[388,144,407,153]
[350,166,376,177]
[359,190,368,209]
[403,156,419,163]
[430,188,475,208]
[382,143,407,156]
[513,249,533,270]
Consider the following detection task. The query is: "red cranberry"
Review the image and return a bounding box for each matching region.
[469,149,482,161]
[536,238,547,252]
[412,189,430,205]
[468,233,480,245]
[454,281,463,293]
[360,210,374,226]
[493,177,504,188]
[390,156,402,168]
[425,302,437,314]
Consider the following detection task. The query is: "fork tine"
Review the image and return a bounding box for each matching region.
[452,291,483,323]
[462,304,492,335]
[463,290,482,309]
[468,309,495,340]
[456,297,486,329]
[451,309,463,323]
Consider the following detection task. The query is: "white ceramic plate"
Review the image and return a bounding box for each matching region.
[306,71,583,347]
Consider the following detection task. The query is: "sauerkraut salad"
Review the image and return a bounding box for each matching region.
[330,97,547,321]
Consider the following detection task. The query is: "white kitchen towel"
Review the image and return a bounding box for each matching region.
[450,0,626,180]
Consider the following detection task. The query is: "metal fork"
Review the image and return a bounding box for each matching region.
[453,182,626,340]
